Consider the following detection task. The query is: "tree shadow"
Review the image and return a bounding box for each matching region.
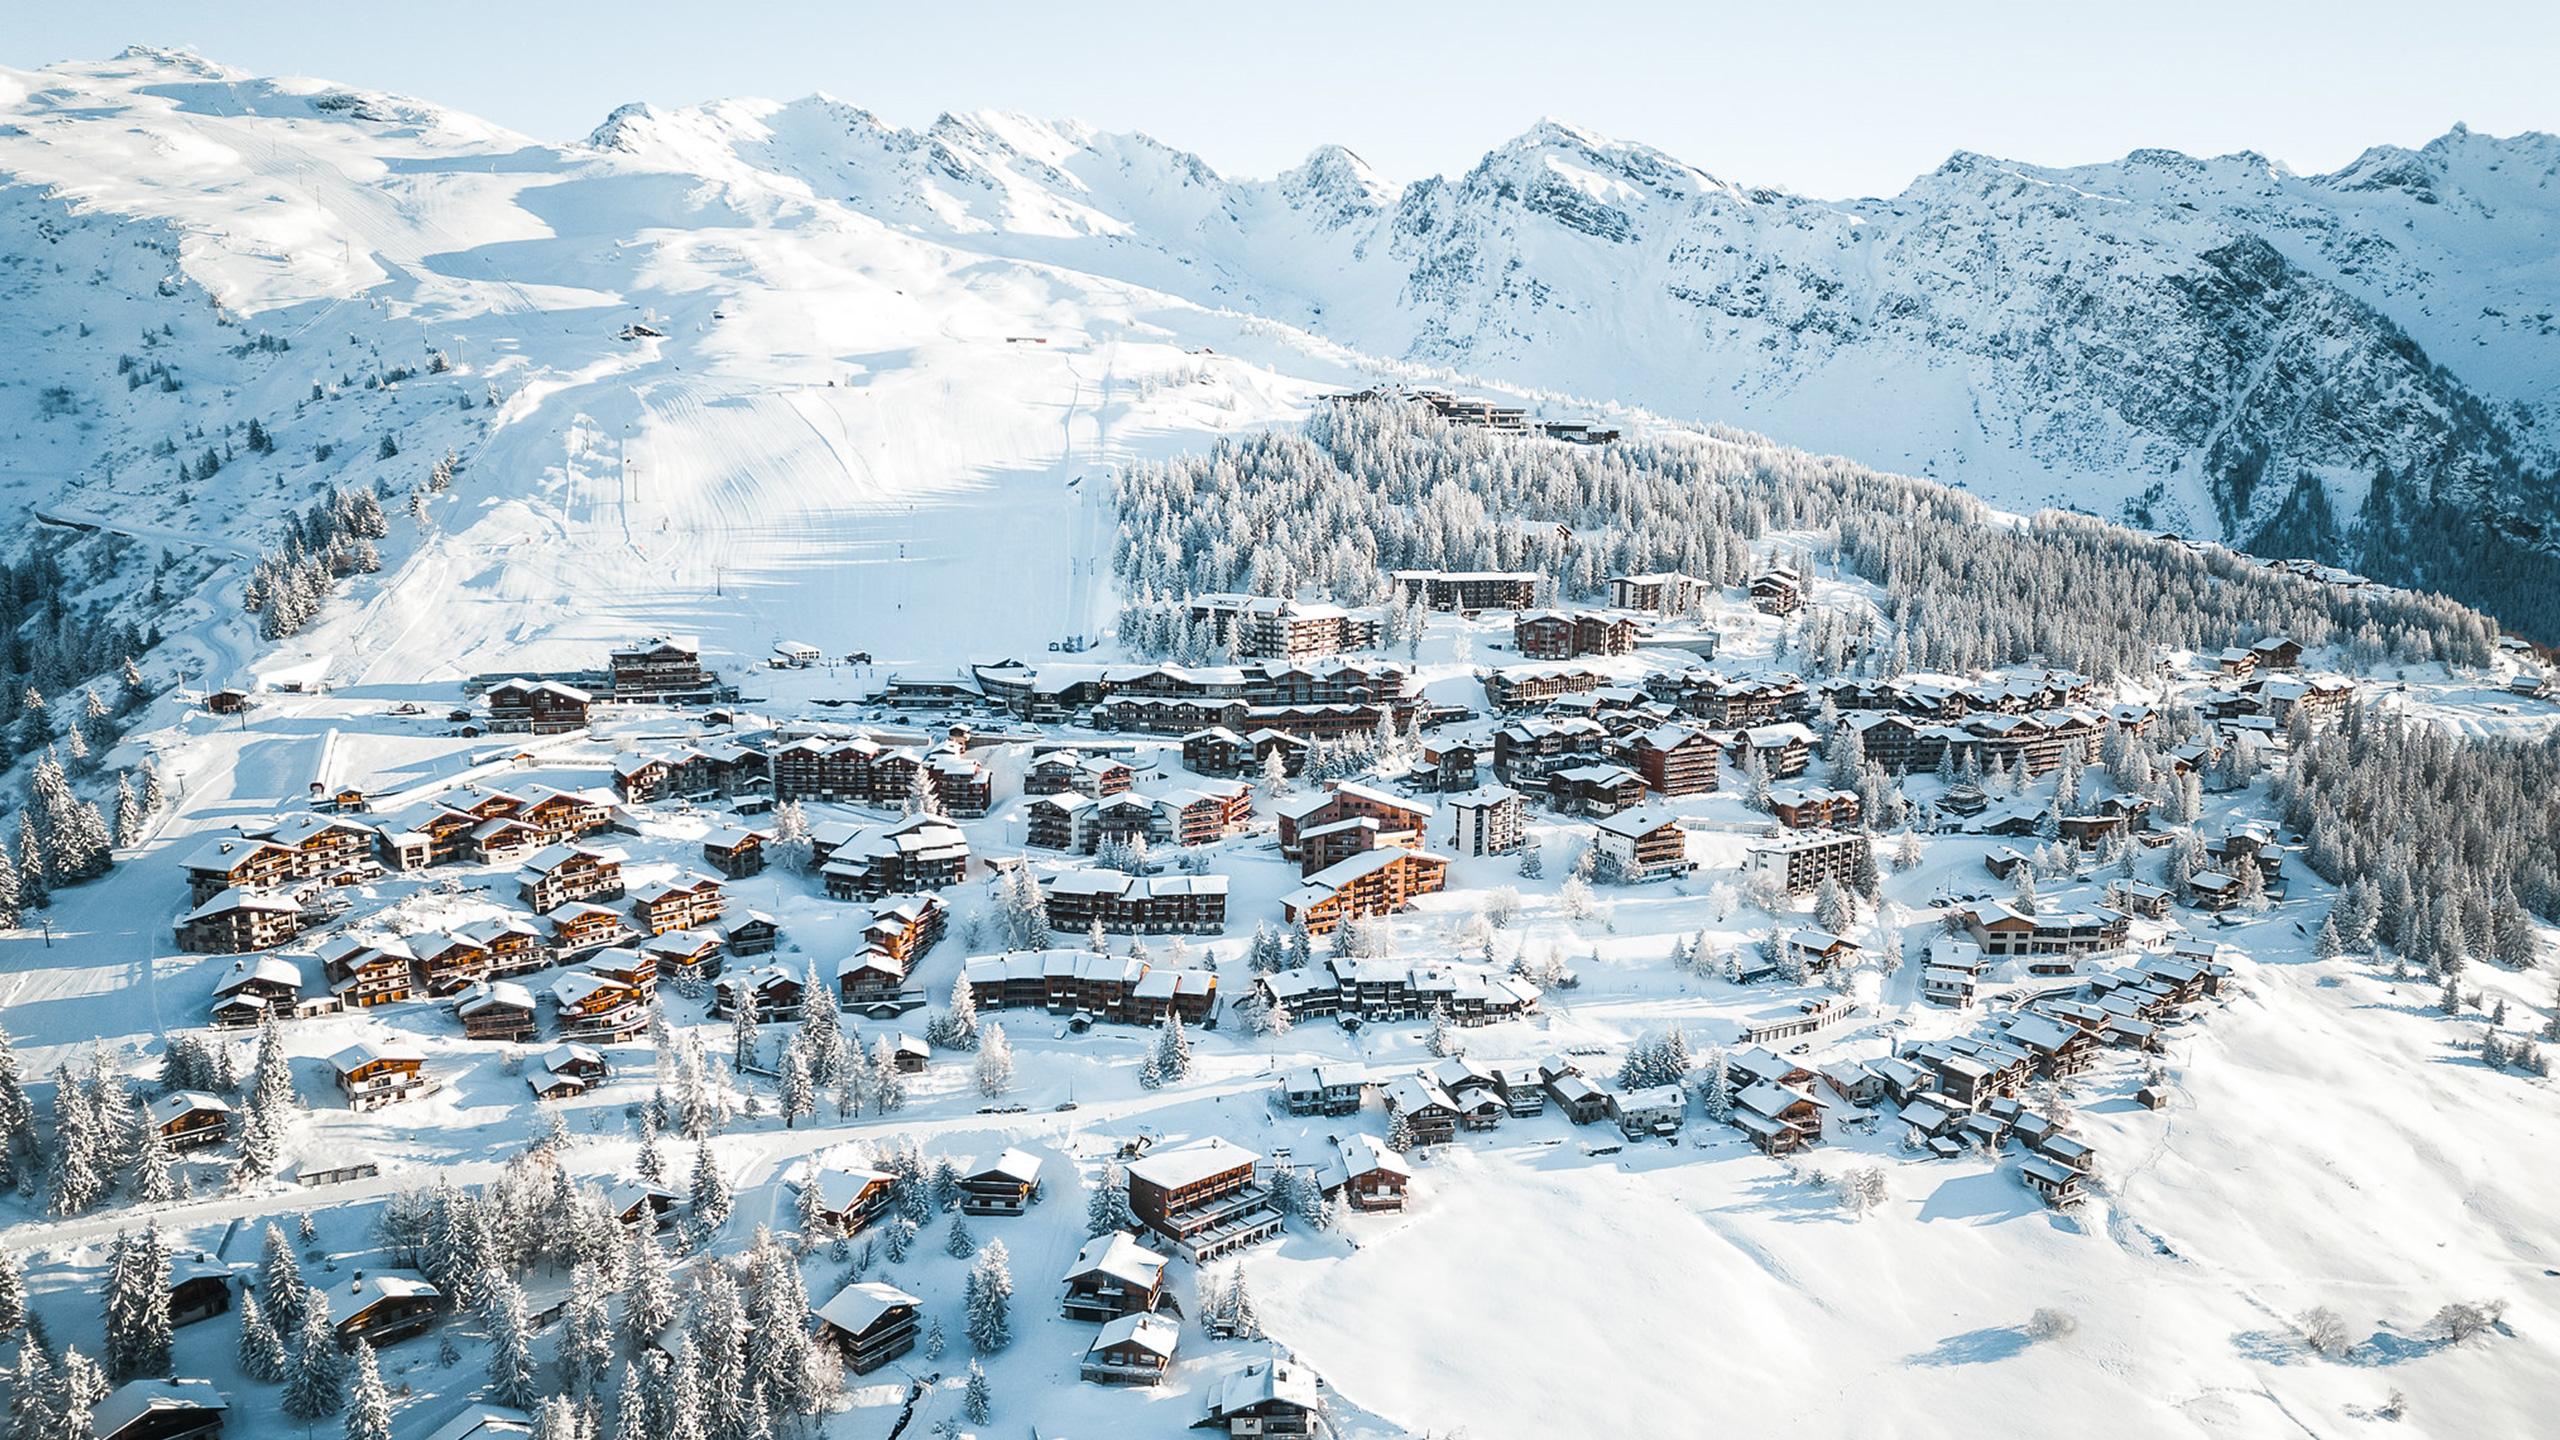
[1905,1325,2032,1367]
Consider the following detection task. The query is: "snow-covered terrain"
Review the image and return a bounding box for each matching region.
[0,44,2556,1440]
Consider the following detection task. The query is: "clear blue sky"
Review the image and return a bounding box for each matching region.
[10,1,2554,198]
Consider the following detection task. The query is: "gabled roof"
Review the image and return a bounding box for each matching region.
[92,1379,227,1440]
[1067,1230,1167,1288]
[1126,1137,1260,1190]
[815,1280,919,1335]
[1091,1310,1180,1359]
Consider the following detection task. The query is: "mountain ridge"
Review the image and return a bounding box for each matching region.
[5,47,2557,636]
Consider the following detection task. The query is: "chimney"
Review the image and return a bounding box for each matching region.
[351,1270,363,1293]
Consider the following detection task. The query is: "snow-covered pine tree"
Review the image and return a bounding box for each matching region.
[45,1066,101,1216]
[973,1022,1014,1097]
[1087,1162,1136,1237]
[778,1046,813,1128]
[344,1339,394,1440]
[729,995,761,1072]
[964,1359,993,1423]
[689,1144,732,1236]
[130,1111,177,1205]
[237,1286,289,1381]
[963,1239,1013,1352]
[280,1290,345,1424]
[1385,1107,1416,1153]
[938,973,980,1052]
[261,1221,308,1334]
[103,1223,174,1381]
[484,1270,540,1409]
[944,1215,978,1260]
[797,957,847,1084]
[622,1229,677,1355]
[869,1036,907,1113]
[559,1263,615,1396]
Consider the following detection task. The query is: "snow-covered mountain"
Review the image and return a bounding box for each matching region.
[579,97,2560,625]
[3,48,2557,662]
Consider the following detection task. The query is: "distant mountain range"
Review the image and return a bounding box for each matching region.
[6,48,2556,636]
[587,97,2560,628]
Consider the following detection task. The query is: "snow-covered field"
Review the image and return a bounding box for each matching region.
[0,45,2556,1440]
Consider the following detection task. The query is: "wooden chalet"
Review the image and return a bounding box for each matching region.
[1383,1075,1460,1146]
[317,935,417,1008]
[462,914,546,977]
[1278,1062,1367,1117]
[805,1165,897,1234]
[1547,763,1648,816]
[208,955,308,1027]
[1481,663,1609,711]
[1731,1081,1827,1155]
[176,888,306,955]
[816,1282,921,1375]
[710,965,805,1021]
[1194,1359,1327,1438]
[1767,785,1861,830]
[544,901,633,956]
[818,816,969,900]
[1334,1132,1413,1211]
[701,825,766,879]
[514,840,624,907]
[958,1148,1045,1216]
[147,1092,233,1152]
[167,1254,234,1327]
[834,947,907,1009]
[92,1378,228,1440]
[607,635,710,700]
[607,1179,682,1232]
[1749,566,1805,616]
[1126,1138,1282,1263]
[482,677,593,733]
[551,971,650,1042]
[1512,610,1639,660]
[331,1043,428,1111]
[1062,1231,1169,1320]
[1623,724,1719,797]
[1276,777,1433,858]
[454,981,538,1041]
[629,871,726,935]
[726,910,782,956]
[334,1270,444,1348]
[181,837,298,905]
[1082,1312,1179,1385]
[403,930,493,998]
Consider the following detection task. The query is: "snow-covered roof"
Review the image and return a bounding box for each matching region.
[815,1280,919,1335]
[1205,1360,1323,1419]
[1125,1136,1259,1190]
[92,1379,226,1440]
[147,1091,233,1126]
[343,1269,441,1314]
[211,954,305,995]
[1068,1229,1167,1288]
[1338,1132,1412,1179]
[1090,1310,1180,1359]
[807,1165,894,1215]
[416,1406,537,1440]
[330,1041,424,1074]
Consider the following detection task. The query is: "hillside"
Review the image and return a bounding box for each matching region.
[5,49,2559,662]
